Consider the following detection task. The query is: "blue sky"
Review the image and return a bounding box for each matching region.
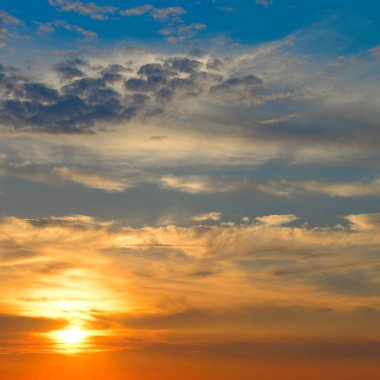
[2,0,380,52]
[1,0,380,226]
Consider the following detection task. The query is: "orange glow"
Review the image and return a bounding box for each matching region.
[49,326,93,354]
[55,328,87,345]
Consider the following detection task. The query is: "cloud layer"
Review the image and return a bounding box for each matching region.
[1,213,380,352]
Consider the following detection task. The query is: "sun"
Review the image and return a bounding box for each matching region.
[55,327,88,345]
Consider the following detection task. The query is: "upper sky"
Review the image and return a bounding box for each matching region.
[1,1,380,378]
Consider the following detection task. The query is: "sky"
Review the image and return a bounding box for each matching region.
[1,0,380,379]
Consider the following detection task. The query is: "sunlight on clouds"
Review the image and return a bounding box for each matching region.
[1,214,380,352]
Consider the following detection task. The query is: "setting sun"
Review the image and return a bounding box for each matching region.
[55,328,88,346]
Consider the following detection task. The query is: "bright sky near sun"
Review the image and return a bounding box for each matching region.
[1,0,380,379]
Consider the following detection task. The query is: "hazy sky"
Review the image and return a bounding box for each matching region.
[1,0,380,378]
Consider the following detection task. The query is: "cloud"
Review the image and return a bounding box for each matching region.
[53,58,87,80]
[1,35,380,210]
[121,6,186,22]
[0,10,24,26]
[345,213,380,231]
[252,178,380,198]
[1,213,380,352]
[1,38,378,157]
[0,314,65,333]
[36,19,97,39]
[120,5,205,42]
[0,161,132,192]
[53,167,129,191]
[0,10,24,47]
[256,0,273,6]
[158,174,246,194]
[192,212,222,222]
[255,214,298,226]
[48,0,118,20]
[369,45,380,57]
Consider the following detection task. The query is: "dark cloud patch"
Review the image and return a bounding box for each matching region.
[100,64,126,83]
[54,58,87,80]
[319,271,380,297]
[0,54,265,134]
[210,74,264,102]
[0,314,65,333]
[91,306,380,339]
[0,61,142,133]
[165,57,202,74]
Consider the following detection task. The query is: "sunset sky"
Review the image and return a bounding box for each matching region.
[1,0,380,378]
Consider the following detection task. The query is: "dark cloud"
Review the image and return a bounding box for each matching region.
[0,314,65,333]
[2,49,377,151]
[319,271,380,297]
[0,54,231,133]
[210,74,264,101]
[54,58,87,80]
[165,57,202,74]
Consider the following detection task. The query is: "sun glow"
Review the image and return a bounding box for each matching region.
[56,328,87,345]
[49,326,92,353]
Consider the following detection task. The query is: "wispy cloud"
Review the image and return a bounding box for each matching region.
[192,212,222,222]
[36,19,97,39]
[0,9,24,47]
[48,0,118,20]
[121,5,186,22]
[256,0,273,6]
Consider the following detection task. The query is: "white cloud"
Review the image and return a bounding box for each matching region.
[192,212,222,222]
